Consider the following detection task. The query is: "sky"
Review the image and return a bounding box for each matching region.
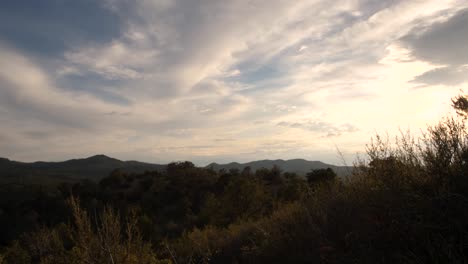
[1,0,468,165]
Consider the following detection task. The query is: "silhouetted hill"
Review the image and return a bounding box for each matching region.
[0,155,352,185]
[0,155,165,184]
[206,159,352,177]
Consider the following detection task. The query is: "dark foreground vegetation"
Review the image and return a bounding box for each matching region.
[1,96,468,263]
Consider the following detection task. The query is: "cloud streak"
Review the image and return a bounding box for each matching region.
[0,0,467,164]
[278,120,359,137]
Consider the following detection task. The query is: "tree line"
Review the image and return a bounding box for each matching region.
[1,96,468,263]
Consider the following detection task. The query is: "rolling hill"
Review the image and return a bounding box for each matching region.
[206,159,352,177]
[0,155,165,184]
[0,156,352,185]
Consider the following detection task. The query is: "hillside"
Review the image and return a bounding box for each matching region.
[0,156,351,184]
[1,104,468,263]
[206,159,352,177]
[0,155,165,184]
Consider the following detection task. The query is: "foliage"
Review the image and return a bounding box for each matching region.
[1,96,468,263]
[307,168,337,184]
[1,197,168,264]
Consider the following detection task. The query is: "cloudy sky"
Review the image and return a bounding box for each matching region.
[1,0,468,165]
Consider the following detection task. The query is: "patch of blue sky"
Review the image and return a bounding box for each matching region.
[238,64,281,83]
[0,0,123,57]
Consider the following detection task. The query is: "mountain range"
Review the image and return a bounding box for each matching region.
[0,155,164,184]
[0,155,352,184]
[207,159,352,177]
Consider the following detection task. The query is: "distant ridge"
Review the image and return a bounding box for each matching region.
[0,155,352,184]
[0,155,165,184]
[206,159,352,177]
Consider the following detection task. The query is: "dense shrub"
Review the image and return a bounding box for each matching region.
[2,96,468,263]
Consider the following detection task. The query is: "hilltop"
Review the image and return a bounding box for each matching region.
[0,155,351,184]
[207,158,352,177]
[0,155,165,184]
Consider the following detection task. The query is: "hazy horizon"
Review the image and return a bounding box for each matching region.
[1,1,467,165]
[1,153,350,168]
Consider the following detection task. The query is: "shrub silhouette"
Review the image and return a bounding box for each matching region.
[2,96,468,263]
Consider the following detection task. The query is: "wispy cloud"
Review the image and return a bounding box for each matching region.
[0,0,467,164]
[278,120,359,137]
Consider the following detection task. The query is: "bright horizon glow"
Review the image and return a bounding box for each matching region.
[0,0,467,166]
